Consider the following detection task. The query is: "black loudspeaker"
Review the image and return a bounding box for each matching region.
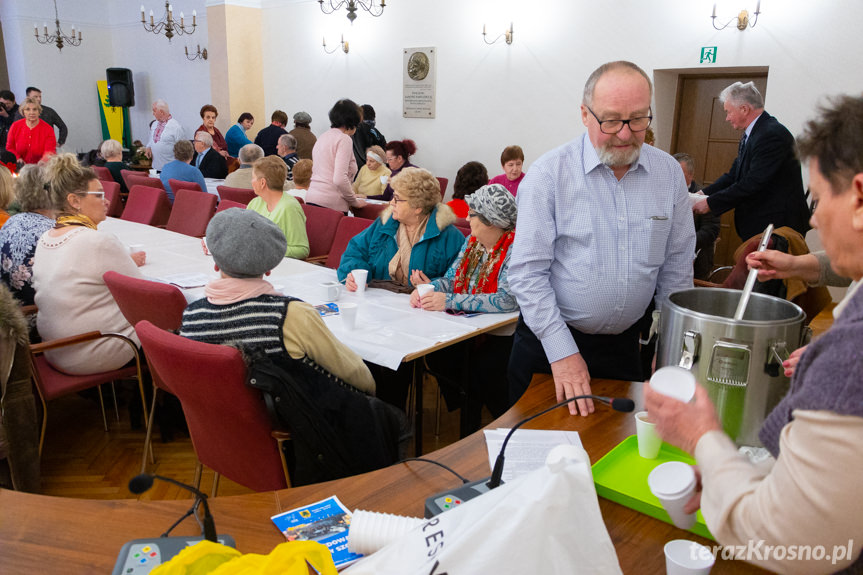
[107,68,135,107]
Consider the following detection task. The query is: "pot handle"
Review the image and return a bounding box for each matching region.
[678,330,700,370]
[765,341,790,378]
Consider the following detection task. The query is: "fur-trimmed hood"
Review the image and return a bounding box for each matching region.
[379,202,458,231]
[0,285,28,346]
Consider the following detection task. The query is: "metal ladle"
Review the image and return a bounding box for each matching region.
[733,223,774,321]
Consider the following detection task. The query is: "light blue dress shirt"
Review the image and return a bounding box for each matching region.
[508,133,695,364]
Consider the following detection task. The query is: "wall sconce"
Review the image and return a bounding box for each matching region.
[323,35,349,54]
[483,23,513,45]
[712,2,760,30]
[185,44,207,61]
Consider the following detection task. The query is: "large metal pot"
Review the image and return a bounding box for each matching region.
[656,288,806,447]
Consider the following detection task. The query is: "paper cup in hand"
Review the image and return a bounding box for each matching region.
[635,411,662,459]
[650,366,696,403]
[648,461,697,530]
[664,539,715,575]
[352,269,369,294]
[380,175,388,185]
[339,303,358,330]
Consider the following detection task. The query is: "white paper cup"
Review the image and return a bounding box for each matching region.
[319,281,341,302]
[149,169,158,177]
[339,303,358,330]
[635,411,662,459]
[664,539,715,575]
[352,269,369,294]
[650,366,697,403]
[348,510,423,556]
[416,283,435,298]
[380,175,388,185]
[648,462,697,529]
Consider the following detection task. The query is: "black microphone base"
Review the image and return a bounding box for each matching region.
[112,534,235,575]
[424,477,497,518]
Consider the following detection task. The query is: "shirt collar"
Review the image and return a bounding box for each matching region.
[744,112,762,138]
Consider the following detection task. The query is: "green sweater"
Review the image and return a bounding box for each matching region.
[247,193,310,259]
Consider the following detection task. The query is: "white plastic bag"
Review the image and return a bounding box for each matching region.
[343,444,622,574]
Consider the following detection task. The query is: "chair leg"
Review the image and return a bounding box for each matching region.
[97,386,108,432]
[193,461,203,491]
[434,379,442,438]
[276,437,292,488]
[211,472,220,498]
[110,381,120,423]
[37,390,48,457]
[141,388,159,473]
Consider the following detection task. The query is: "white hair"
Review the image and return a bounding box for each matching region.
[239,143,264,164]
[153,98,170,113]
[100,139,123,158]
[719,82,764,109]
[195,131,213,147]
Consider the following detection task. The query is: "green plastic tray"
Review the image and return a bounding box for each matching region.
[592,435,714,540]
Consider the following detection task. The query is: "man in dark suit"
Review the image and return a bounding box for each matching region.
[693,82,810,241]
[192,131,228,179]
[254,110,288,157]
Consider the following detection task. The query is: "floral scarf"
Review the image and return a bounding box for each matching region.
[453,230,514,294]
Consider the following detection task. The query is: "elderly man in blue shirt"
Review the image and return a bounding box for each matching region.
[508,61,695,416]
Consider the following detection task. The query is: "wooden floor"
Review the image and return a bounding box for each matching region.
[36,373,487,501]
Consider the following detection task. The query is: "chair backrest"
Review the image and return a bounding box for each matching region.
[121,185,172,227]
[135,320,288,492]
[169,179,203,194]
[100,180,124,218]
[325,217,373,269]
[436,177,449,199]
[216,199,248,213]
[120,169,139,192]
[92,165,113,181]
[352,203,386,221]
[216,185,256,205]
[127,174,165,191]
[103,271,187,332]
[166,188,217,237]
[454,221,471,237]
[301,204,344,258]
[293,195,305,205]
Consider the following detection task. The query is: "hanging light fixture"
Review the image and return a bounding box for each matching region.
[34,0,82,51]
[318,0,385,24]
[141,2,197,42]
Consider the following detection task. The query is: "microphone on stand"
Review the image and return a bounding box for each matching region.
[424,393,634,517]
[129,473,218,543]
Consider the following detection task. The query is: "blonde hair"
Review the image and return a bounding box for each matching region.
[252,155,287,191]
[0,165,14,210]
[292,159,313,189]
[100,139,123,159]
[44,153,97,211]
[20,96,42,116]
[14,164,52,212]
[389,167,441,214]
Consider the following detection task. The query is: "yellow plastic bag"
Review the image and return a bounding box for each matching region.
[151,540,337,575]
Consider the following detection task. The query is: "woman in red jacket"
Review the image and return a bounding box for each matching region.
[6,97,56,164]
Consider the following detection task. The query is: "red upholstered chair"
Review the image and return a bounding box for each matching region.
[436,177,449,199]
[325,217,373,269]
[455,221,471,237]
[103,271,187,472]
[92,165,113,181]
[166,189,217,237]
[126,174,165,191]
[293,195,305,205]
[352,203,386,221]
[216,199,247,213]
[135,320,291,494]
[216,185,256,205]
[122,185,172,227]
[169,179,203,194]
[101,180,125,218]
[120,169,140,192]
[302,203,344,260]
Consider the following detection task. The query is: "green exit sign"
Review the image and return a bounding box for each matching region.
[701,47,718,63]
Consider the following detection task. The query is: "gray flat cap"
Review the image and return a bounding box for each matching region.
[206,208,287,278]
[293,111,312,124]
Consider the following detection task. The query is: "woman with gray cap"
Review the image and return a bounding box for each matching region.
[411,183,518,313]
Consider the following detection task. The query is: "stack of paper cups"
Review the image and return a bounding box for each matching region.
[348,509,424,556]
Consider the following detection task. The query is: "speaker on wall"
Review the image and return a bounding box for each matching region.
[107,68,135,107]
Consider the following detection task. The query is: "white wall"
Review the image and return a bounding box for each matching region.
[1,0,211,152]
[260,0,863,188]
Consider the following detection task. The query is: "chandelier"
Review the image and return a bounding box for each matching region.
[34,0,82,51]
[318,0,385,24]
[141,2,197,42]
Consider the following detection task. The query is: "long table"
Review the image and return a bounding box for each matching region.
[0,375,769,574]
[100,217,518,452]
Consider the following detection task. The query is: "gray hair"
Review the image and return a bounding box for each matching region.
[173,140,194,162]
[153,98,170,113]
[239,143,264,164]
[673,152,695,174]
[719,82,764,109]
[278,134,297,150]
[14,163,52,212]
[583,61,653,107]
[195,131,213,148]
[100,139,123,159]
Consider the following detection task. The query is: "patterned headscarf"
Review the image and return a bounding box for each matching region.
[466,184,517,230]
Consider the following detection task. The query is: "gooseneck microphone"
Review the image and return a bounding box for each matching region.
[129,473,218,542]
[486,394,635,489]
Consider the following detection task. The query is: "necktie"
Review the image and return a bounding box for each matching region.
[738,133,747,157]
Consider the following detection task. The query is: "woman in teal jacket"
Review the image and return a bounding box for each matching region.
[338,167,464,290]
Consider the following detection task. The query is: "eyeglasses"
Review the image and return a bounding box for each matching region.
[83,191,105,200]
[585,106,652,135]
[391,195,408,204]
[467,211,479,218]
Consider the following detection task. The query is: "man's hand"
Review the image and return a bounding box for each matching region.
[550,353,594,416]
[692,198,711,214]
[643,382,722,454]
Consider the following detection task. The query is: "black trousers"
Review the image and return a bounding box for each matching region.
[507,315,645,407]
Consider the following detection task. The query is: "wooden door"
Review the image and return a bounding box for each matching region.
[672,74,768,271]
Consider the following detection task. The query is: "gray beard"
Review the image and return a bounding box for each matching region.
[596,144,640,169]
